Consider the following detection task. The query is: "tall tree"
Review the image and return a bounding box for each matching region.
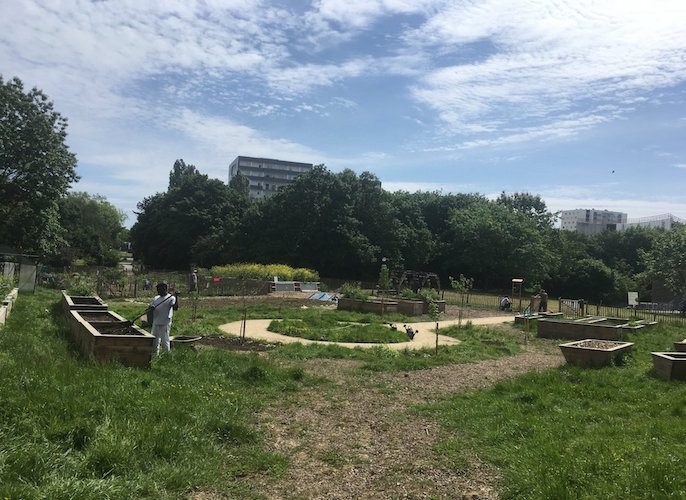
[228,170,250,198]
[52,192,126,266]
[131,161,246,269]
[0,76,78,256]
[643,225,686,299]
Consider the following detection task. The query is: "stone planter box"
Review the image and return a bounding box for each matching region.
[559,339,634,368]
[69,309,154,368]
[337,297,398,315]
[651,352,686,381]
[0,288,19,327]
[61,291,107,316]
[674,341,686,352]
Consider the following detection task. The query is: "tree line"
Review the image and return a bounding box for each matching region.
[2,76,684,305]
[130,160,683,305]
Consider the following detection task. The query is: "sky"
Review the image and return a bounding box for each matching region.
[2,0,686,227]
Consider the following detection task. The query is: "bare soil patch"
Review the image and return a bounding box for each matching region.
[235,341,563,499]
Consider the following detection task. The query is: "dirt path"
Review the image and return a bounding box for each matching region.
[217,314,515,351]
[239,333,564,499]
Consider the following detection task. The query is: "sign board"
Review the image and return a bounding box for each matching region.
[627,291,639,307]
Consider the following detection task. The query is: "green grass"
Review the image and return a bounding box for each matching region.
[267,316,409,343]
[420,323,686,499]
[108,299,411,339]
[271,323,521,372]
[0,288,311,498]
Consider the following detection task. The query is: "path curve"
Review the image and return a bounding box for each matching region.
[217,314,515,351]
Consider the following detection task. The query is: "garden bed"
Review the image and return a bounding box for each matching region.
[651,352,686,381]
[538,316,648,340]
[673,341,686,352]
[68,309,154,368]
[559,339,634,368]
[61,290,107,316]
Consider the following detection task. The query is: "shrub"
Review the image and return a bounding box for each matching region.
[0,275,15,298]
[340,283,369,301]
[210,263,319,282]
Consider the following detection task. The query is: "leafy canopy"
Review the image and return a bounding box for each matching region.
[0,76,78,257]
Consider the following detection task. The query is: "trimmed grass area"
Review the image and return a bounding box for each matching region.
[0,288,311,498]
[267,316,409,343]
[271,323,521,372]
[421,323,686,498]
[108,299,411,339]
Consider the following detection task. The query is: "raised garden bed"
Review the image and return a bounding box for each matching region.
[61,291,107,316]
[559,339,634,368]
[68,309,154,368]
[538,316,649,340]
[674,341,686,352]
[651,352,686,381]
[0,288,19,326]
[514,312,563,324]
[337,297,398,315]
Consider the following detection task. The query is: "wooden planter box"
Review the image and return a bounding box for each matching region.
[651,352,686,381]
[674,341,686,352]
[69,310,154,368]
[422,300,446,314]
[538,317,646,340]
[61,291,107,316]
[397,299,424,316]
[514,312,563,324]
[559,339,634,368]
[337,297,398,315]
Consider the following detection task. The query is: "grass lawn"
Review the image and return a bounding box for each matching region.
[421,323,686,498]
[267,316,409,343]
[0,288,312,498]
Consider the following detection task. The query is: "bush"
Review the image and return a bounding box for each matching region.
[0,275,15,297]
[210,263,319,282]
[340,283,369,301]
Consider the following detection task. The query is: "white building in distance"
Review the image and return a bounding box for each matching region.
[560,209,627,235]
[228,156,313,199]
[617,214,684,231]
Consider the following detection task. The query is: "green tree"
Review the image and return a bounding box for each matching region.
[0,76,78,256]
[52,192,126,266]
[643,226,686,299]
[228,170,250,198]
[130,161,247,269]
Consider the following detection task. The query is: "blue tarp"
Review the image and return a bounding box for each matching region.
[309,292,336,302]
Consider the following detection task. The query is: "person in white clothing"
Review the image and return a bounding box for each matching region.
[149,282,179,354]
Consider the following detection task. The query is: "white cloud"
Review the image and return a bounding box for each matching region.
[409,0,686,143]
[674,163,686,169]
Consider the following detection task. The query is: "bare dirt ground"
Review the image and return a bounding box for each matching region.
[219,324,564,499]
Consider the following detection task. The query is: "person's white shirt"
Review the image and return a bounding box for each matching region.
[150,294,176,325]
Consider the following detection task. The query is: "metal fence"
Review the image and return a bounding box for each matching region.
[559,298,686,327]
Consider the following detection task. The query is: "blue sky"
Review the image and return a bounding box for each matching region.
[2,0,686,227]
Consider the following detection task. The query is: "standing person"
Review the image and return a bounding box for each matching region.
[538,288,548,313]
[149,282,178,355]
[189,269,198,292]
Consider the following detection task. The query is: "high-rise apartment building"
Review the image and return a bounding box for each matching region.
[560,209,627,235]
[228,156,313,199]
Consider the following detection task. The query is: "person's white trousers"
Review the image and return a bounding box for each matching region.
[152,322,172,354]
